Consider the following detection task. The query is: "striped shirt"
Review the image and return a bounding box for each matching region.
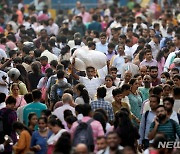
[149,119,180,141]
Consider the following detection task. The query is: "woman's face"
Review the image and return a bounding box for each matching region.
[137,76,143,86]
[48,124,59,134]
[163,87,171,96]
[75,86,81,96]
[12,85,19,96]
[38,119,47,130]
[132,80,139,90]
[105,77,113,88]
[30,115,38,126]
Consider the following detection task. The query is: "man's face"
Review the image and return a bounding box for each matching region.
[107,133,120,149]
[145,52,152,61]
[124,72,132,82]
[108,48,114,54]
[97,138,107,151]
[163,100,173,112]
[100,36,107,44]
[173,77,180,86]
[142,29,148,37]
[117,45,124,55]
[113,93,123,103]
[86,68,95,79]
[40,30,47,38]
[150,69,158,79]
[110,70,117,79]
[140,67,147,78]
[143,75,151,85]
[150,97,158,110]
[156,107,167,121]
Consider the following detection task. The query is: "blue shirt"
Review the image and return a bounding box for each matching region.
[23,102,47,127]
[31,130,52,154]
[96,42,108,54]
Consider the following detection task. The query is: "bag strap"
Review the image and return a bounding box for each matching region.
[177,113,180,124]
[143,111,149,139]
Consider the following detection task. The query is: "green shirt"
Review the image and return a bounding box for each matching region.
[23,102,47,127]
[150,119,180,141]
[138,87,150,102]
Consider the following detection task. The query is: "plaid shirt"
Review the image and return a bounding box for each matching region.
[91,98,114,121]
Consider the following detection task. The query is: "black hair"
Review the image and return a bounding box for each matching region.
[31,62,41,75]
[40,56,48,61]
[32,89,42,100]
[156,48,169,62]
[24,93,33,104]
[110,66,117,72]
[150,94,160,104]
[173,86,180,96]
[153,86,163,95]
[65,116,77,125]
[93,112,106,133]
[81,104,92,116]
[161,72,170,79]
[50,60,58,68]
[92,14,98,21]
[108,42,115,49]
[149,66,158,71]
[163,96,174,105]
[121,83,131,92]
[171,68,179,74]
[57,70,65,79]
[0,93,6,103]
[156,105,166,110]
[6,96,16,105]
[48,117,64,129]
[75,104,83,114]
[97,86,106,98]
[9,50,17,58]
[49,39,56,47]
[41,42,49,50]
[41,109,52,118]
[64,110,73,120]
[56,64,64,71]
[129,78,137,86]
[13,121,31,136]
[28,112,37,126]
[75,83,90,104]
[112,88,122,97]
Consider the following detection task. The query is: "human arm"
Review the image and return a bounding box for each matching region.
[30,132,41,152]
[71,57,80,80]
[139,113,146,144]
[148,117,159,140]
[13,131,27,152]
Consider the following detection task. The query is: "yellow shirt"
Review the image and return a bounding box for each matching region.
[112,101,130,115]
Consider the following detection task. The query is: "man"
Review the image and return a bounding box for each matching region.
[96,136,107,153]
[88,14,102,33]
[139,95,160,150]
[148,105,180,141]
[40,56,50,74]
[72,1,82,15]
[71,59,104,99]
[71,104,104,149]
[106,43,116,61]
[140,49,158,67]
[91,86,114,122]
[101,131,123,154]
[139,65,147,78]
[173,87,180,113]
[160,27,173,49]
[40,42,58,63]
[72,16,86,36]
[138,75,151,102]
[78,6,91,24]
[109,67,120,87]
[126,27,138,45]
[119,70,132,87]
[34,29,49,48]
[112,88,130,115]
[112,44,125,78]
[23,89,47,126]
[172,74,180,87]
[48,38,61,57]
[48,18,59,36]
[121,55,139,78]
[0,96,17,153]
[149,66,161,86]
[163,97,180,124]
[49,70,71,110]
[53,93,75,124]
[148,33,161,59]
[96,32,108,54]
[121,84,131,109]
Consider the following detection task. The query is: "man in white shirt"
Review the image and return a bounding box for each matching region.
[40,42,58,63]
[112,44,125,78]
[71,60,104,100]
[96,32,108,54]
[148,34,161,59]
[53,93,75,123]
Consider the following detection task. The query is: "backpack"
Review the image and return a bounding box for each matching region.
[73,119,94,152]
[0,109,12,144]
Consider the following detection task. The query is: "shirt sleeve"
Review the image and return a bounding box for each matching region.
[139,113,146,144]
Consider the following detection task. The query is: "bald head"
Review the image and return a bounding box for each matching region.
[62,93,73,104]
[75,144,88,154]
[140,65,147,78]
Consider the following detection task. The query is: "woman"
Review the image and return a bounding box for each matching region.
[162,84,172,98]
[75,83,90,105]
[103,75,116,103]
[28,112,38,133]
[47,117,67,154]
[12,122,31,154]
[156,48,169,78]
[114,110,140,152]
[31,117,52,154]
[128,78,143,126]
[10,83,27,109]
[4,24,14,36]
[28,61,44,91]
[160,72,170,84]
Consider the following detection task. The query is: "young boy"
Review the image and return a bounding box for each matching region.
[109,66,120,87]
[40,56,50,74]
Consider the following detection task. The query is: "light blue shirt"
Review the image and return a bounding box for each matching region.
[96,42,108,54]
[112,55,125,75]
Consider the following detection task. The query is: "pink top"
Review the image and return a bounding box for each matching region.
[158,57,165,78]
[70,116,104,145]
[15,95,27,109]
[41,63,50,74]
[78,12,91,23]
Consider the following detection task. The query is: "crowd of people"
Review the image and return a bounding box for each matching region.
[0,0,180,154]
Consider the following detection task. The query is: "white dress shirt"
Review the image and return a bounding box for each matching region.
[96,42,108,54]
[112,55,125,75]
[40,50,58,63]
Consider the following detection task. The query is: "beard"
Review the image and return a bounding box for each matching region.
[158,114,166,121]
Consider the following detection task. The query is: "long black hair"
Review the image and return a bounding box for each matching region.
[12,121,32,135]
[75,83,90,104]
[156,48,169,62]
